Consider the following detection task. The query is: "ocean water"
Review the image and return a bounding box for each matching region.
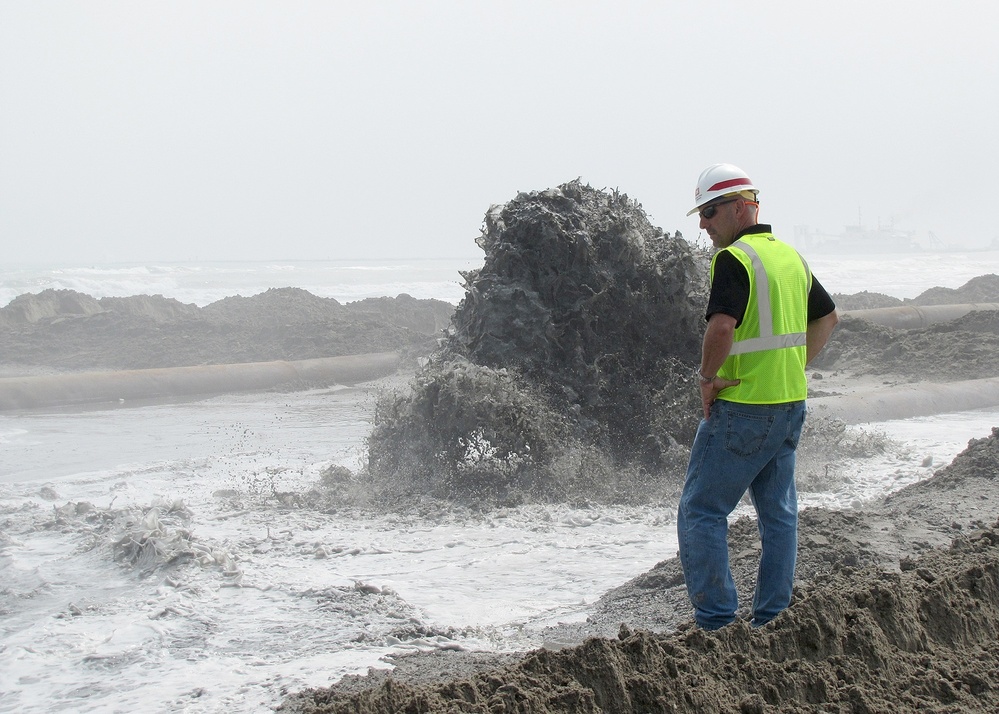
[2,251,999,713]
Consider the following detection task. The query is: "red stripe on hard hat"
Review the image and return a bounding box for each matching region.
[707,177,752,192]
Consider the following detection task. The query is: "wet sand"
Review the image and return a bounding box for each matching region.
[282,425,999,713]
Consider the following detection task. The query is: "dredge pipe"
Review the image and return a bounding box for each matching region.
[809,376,999,424]
[0,352,400,411]
[841,303,999,329]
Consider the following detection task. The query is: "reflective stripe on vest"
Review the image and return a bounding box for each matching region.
[726,241,810,356]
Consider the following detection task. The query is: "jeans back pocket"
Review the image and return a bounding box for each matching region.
[723,409,776,457]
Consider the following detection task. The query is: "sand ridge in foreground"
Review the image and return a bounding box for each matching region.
[283,429,999,713]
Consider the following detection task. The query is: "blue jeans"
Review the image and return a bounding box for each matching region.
[676,399,806,629]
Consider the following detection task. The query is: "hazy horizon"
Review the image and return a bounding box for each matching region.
[2,2,996,264]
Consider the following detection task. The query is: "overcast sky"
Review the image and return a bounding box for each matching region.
[2,1,996,264]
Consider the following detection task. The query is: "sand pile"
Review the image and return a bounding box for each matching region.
[0,287,453,372]
[811,306,999,382]
[831,273,999,311]
[284,430,999,714]
[289,527,999,712]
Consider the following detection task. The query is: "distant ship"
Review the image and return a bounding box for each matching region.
[792,211,941,253]
[794,224,922,253]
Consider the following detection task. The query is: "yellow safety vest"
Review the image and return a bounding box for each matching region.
[712,232,811,404]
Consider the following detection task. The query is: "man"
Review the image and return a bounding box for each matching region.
[676,163,838,630]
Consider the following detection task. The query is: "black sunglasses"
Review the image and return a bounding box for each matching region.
[699,197,739,219]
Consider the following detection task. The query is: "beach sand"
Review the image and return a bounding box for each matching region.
[280,424,999,713]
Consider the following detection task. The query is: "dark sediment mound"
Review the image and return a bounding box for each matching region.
[283,430,999,714]
[348,294,455,335]
[951,307,999,337]
[0,287,453,371]
[831,289,904,311]
[363,180,709,506]
[813,274,999,382]
[286,534,999,713]
[911,273,999,306]
[290,533,999,713]
[98,294,202,321]
[871,309,999,381]
[200,287,348,326]
[0,288,105,326]
[833,274,999,311]
[813,307,999,382]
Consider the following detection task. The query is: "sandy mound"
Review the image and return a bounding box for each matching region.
[832,273,999,311]
[0,287,453,372]
[282,430,999,713]
[811,308,999,382]
[0,288,104,325]
[912,273,999,306]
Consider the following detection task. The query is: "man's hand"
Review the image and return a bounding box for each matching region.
[699,313,739,418]
[700,376,741,419]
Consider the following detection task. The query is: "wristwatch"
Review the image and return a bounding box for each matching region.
[696,370,715,384]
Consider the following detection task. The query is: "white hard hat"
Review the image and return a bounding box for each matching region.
[686,163,759,216]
